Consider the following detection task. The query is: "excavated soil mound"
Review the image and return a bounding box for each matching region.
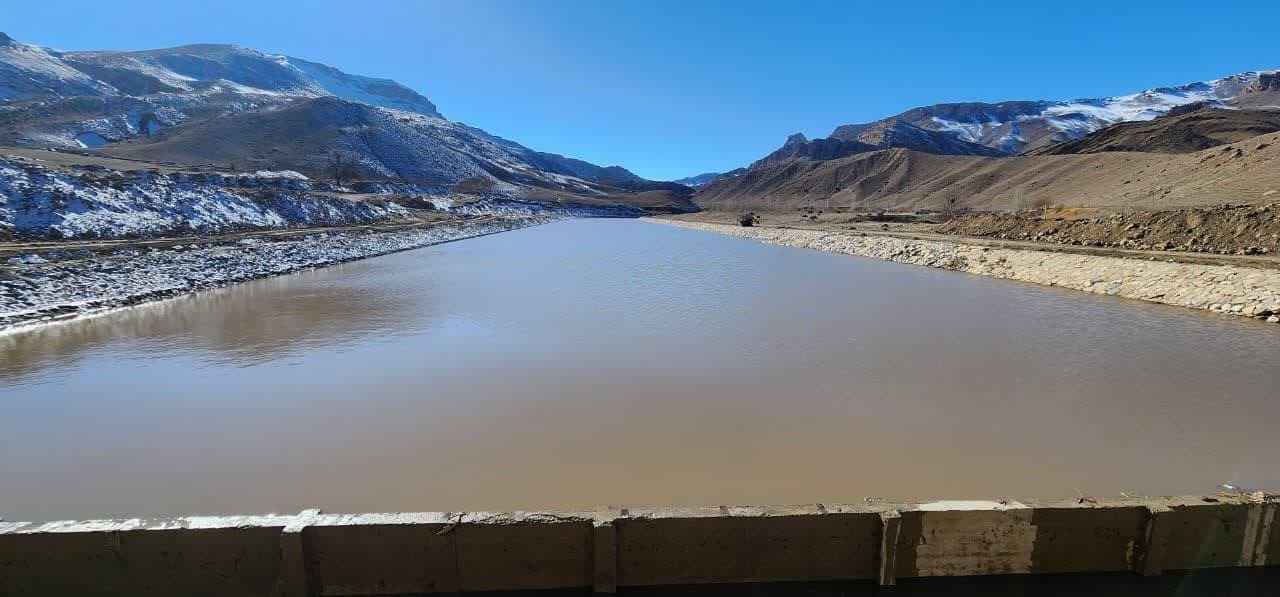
[939,204,1280,255]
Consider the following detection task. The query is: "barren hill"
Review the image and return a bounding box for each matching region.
[694,131,1280,213]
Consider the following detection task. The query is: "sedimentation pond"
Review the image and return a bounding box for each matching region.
[3,219,1279,522]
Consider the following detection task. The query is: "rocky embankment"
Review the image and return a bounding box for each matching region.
[1,217,545,331]
[939,204,1280,256]
[655,219,1280,324]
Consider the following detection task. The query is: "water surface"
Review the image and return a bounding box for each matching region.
[3,219,1279,521]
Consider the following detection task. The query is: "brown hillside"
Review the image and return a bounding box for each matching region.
[694,131,1280,212]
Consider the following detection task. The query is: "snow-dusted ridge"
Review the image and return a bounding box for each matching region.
[684,69,1280,181]
[0,32,683,205]
[0,41,110,100]
[39,40,444,117]
[902,71,1280,154]
[0,156,411,239]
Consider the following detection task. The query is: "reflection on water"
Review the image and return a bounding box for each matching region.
[0,261,434,382]
[2,219,1280,522]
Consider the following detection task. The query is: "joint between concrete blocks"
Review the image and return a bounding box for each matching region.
[1138,504,1170,577]
[277,509,322,597]
[879,510,902,587]
[1240,502,1277,567]
[592,520,618,594]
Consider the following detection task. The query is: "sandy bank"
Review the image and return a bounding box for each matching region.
[653,219,1280,324]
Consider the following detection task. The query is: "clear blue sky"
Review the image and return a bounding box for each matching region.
[6,0,1279,180]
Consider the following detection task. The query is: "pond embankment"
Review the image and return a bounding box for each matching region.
[0,217,546,332]
[654,219,1280,324]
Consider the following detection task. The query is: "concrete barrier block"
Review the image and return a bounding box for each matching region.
[1,497,1275,595]
[896,501,1039,578]
[1026,504,1148,574]
[615,505,880,587]
[454,512,593,592]
[1240,501,1277,567]
[1263,502,1280,566]
[0,526,283,597]
[1156,499,1255,570]
[1,530,135,595]
[305,513,458,596]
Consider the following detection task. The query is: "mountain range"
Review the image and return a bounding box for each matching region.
[4,30,1280,217]
[0,32,695,212]
[688,70,1279,183]
[672,169,746,187]
[687,69,1280,213]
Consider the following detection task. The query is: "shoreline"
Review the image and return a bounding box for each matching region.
[0,216,550,334]
[652,218,1280,325]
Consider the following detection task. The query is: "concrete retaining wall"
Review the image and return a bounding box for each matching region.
[1,496,1275,596]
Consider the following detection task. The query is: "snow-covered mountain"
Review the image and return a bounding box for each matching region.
[94,95,673,193]
[0,32,114,100]
[0,33,692,209]
[0,34,445,149]
[838,71,1277,155]
[723,69,1280,179]
[0,34,441,116]
[672,169,747,187]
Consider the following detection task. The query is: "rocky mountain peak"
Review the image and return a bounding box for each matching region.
[783,132,809,147]
[0,32,13,46]
[750,135,876,170]
[1247,72,1280,92]
[1236,71,1280,108]
[852,118,911,145]
[830,116,1005,156]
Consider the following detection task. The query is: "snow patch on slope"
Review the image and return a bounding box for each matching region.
[0,158,407,238]
[928,117,993,144]
[924,72,1270,152]
[0,38,112,99]
[288,56,441,117]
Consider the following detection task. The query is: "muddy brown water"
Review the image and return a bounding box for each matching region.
[3,219,1279,522]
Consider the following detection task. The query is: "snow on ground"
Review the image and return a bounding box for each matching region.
[448,198,646,218]
[0,217,550,331]
[248,170,308,180]
[928,117,993,145]
[0,157,408,238]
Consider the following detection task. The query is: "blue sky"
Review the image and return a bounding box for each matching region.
[6,0,1279,180]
